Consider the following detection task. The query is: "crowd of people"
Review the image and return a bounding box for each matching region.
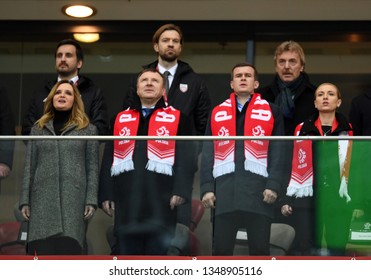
[1,23,371,256]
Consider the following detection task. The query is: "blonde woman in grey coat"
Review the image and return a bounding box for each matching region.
[19,80,99,255]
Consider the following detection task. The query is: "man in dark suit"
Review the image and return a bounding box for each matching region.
[123,24,212,255]
[259,41,317,255]
[99,69,195,255]
[22,39,108,136]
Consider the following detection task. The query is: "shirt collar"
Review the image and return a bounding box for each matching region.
[58,75,79,84]
[141,105,155,109]
[157,64,178,77]
[235,94,251,112]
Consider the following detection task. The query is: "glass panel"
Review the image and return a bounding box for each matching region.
[0,137,371,256]
[2,137,371,256]
[0,138,213,256]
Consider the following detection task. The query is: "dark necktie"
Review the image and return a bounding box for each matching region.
[142,108,153,118]
[164,71,171,96]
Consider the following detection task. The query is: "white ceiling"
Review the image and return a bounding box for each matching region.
[1,0,371,21]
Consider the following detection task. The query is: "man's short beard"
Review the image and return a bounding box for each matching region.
[159,53,178,63]
[57,68,77,78]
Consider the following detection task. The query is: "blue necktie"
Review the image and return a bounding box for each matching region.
[142,108,153,118]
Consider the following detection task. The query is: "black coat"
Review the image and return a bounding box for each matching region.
[200,94,290,219]
[21,75,109,136]
[0,86,15,168]
[280,111,353,209]
[123,61,209,230]
[349,91,371,136]
[123,60,211,137]
[99,96,195,236]
[259,72,317,136]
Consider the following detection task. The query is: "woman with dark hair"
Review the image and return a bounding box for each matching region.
[19,80,99,255]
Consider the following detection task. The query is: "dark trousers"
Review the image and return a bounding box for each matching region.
[213,211,272,256]
[118,231,173,255]
[274,207,315,255]
[27,236,82,255]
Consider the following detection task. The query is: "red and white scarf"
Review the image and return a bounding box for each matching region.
[286,123,313,197]
[287,119,352,202]
[111,106,180,176]
[210,93,274,178]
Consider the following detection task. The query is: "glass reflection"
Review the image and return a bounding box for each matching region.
[0,138,371,256]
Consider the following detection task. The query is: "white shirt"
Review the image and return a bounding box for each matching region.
[157,64,178,88]
[57,75,79,85]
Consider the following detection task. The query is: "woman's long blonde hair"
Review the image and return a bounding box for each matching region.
[36,80,90,130]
